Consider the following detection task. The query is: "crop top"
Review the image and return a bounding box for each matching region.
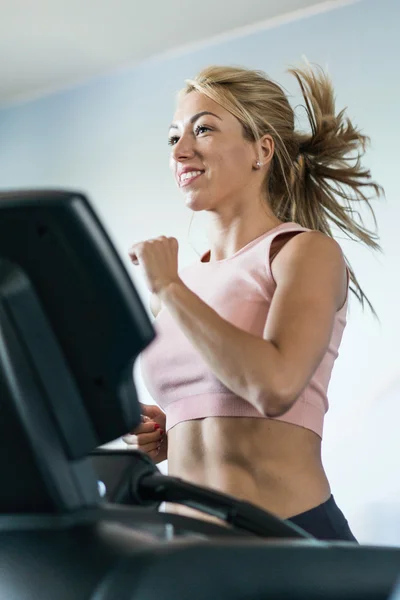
[140,222,348,437]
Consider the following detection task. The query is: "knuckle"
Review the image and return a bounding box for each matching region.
[147,441,159,451]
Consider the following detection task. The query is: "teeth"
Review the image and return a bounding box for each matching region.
[180,170,203,182]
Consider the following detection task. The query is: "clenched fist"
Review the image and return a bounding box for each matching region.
[128,236,181,295]
[122,404,167,463]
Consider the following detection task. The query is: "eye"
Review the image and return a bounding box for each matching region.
[168,135,179,146]
[194,124,211,136]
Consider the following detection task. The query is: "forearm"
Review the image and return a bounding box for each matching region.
[158,281,284,415]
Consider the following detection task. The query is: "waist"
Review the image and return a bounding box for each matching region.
[167,417,330,519]
[165,392,325,438]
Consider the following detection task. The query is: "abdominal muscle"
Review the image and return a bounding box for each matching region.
[165,416,331,525]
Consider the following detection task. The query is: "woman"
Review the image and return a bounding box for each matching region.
[124,64,382,541]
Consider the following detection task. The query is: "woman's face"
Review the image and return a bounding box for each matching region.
[169,91,258,212]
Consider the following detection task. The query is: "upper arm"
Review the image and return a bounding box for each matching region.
[150,293,162,318]
[263,231,347,410]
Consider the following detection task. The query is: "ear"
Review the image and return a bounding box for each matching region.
[258,134,274,165]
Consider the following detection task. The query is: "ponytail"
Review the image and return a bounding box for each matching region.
[182,64,384,314]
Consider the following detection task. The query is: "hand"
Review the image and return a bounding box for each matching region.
[122,404,167,463]
[128,236,181,295]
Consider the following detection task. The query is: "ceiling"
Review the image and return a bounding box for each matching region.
[0,0,358,106]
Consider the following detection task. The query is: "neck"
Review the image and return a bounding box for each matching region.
[206,200,282,262]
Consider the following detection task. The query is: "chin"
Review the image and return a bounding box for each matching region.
[183,191,212,212]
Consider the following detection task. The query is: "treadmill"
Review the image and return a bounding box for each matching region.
[1,189,400,600]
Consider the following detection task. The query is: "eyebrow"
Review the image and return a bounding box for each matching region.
[169,111,222,130]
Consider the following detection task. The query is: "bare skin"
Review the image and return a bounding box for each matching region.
[146,240,337,524]
[130,238,344,525]
[125,90,347,525]
[166,417,329,522]
[124,395,330,524]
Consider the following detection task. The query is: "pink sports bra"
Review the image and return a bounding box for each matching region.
[140,223,348,437]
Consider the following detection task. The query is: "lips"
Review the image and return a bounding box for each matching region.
[177,169,205,187]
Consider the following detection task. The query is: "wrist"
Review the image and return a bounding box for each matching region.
[157,279,185,305]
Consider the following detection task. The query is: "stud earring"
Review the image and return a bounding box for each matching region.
[256,161,262,169]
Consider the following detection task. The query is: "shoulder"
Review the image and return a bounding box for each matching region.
[271,230,347,309]
[274,230,345,265]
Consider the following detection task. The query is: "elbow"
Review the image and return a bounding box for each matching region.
[253,383,297,419]
[264,395,294,418]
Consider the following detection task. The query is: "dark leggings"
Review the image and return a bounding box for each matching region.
[287,495,358,542]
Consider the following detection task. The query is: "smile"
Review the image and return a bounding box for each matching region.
[179,170,204,187]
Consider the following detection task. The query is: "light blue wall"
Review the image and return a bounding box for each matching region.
[1,0,399,544]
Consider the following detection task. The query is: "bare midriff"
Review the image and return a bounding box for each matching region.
[165,416,331,525]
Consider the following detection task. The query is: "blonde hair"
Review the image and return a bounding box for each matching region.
[181,65,383,314]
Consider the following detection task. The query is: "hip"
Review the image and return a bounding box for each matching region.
[288,495,358,542]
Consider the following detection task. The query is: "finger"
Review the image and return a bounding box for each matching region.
[139,440,161,454]
[139,441,162,461]
[137,430,164,446]
[148,448,161,460]
[123,425,164,445]
[168,236,179,249]
[141,404,164,420]
[128,422,158,435]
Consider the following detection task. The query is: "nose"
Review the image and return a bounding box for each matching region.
[171,132,195,163]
